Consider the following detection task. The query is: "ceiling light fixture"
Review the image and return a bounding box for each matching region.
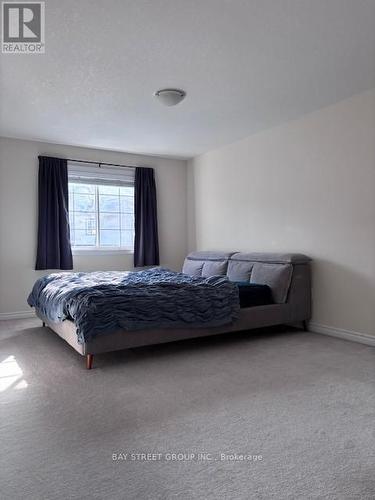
[154,88,186,107]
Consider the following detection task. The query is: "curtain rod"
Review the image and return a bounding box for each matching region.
[39,156,136,169]
[66,158,136,169]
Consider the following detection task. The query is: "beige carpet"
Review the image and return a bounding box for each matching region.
[0,318,374,500]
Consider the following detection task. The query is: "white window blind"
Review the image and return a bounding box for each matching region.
[68,162,135,185]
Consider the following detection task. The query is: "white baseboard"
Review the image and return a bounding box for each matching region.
[0,310,36,320]
[309,322,375,347]
[1,313,373,347]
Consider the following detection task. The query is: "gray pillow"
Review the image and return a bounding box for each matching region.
[182,259,204,277]
[250,263,293,303]
[227,260,254,281]
[202,260,228,277]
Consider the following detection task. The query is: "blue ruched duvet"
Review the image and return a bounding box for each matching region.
[27,268,240,343]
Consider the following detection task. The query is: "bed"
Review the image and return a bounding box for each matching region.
[28,251,311,369]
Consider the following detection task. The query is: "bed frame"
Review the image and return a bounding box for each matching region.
[36,251,311,369]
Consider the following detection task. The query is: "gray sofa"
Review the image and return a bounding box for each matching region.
[182,250,311,326]
[38,251,311,369]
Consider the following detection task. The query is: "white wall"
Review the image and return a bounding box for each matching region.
[0,138,187,315]
[188,89,375,338]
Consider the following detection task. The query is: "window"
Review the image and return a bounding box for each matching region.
[68,162,134,253]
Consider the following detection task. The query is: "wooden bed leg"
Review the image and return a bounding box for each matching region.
[302,320,308,331]
[86,354,93,370]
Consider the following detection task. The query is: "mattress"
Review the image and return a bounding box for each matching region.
[28,268,240,343]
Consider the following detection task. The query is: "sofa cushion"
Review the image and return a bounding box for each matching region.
[182,259,204,277]
[227,260,254,281]
[202,260,228,277]
[250,263,293,303]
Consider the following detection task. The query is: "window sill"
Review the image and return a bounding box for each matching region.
[72,248,134,257]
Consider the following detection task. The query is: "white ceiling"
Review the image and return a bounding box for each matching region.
[1,0,374,159]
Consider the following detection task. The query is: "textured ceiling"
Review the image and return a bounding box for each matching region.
[1,0,374,158]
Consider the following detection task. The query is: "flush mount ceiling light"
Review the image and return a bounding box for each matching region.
[154,88,186,107]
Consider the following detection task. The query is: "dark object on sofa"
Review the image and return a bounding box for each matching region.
[235,282,273,308]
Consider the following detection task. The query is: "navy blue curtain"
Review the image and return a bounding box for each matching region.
[134,167,159,267]
[35,156,73,270]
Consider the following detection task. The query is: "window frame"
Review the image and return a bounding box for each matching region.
[68,162,135,256]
